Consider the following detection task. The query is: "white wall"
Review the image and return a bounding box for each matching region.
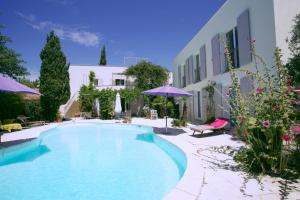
[69,65,128,97]
[69,65,173,97]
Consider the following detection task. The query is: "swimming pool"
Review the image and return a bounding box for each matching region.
[0,123,187,200]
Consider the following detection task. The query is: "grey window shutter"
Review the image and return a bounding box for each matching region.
[178,65,182,88]
[211,34,221,75]
[237,9,252,66]
[220,36,227,73]
[200,45,206,80]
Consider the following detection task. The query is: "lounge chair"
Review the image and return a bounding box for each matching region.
[0,120,22,132]
[16,115,45,127]
[190,118,229,135]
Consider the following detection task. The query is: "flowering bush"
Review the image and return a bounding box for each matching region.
[226,42,299,177]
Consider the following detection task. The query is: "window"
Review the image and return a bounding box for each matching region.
[197,91,201,118]
[195,54,200,83]
[94,79,99,86]
[226,27,240,69]
[234,27,240,68]
[115,79,125,86]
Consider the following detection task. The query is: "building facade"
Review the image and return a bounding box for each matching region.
[173,0,300,122]
[61,64,173,117]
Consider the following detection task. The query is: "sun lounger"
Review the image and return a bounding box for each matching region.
[16,115,45,127]
[190,118,229,135]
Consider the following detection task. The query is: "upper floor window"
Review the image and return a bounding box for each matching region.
[115,79,125,86]
[226,27,240,69]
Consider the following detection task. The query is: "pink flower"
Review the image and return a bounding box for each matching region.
[263,120,271,128]
[288,86,293,91]
[287,79,293,84]
[282,133,292,142]
[292,126,300,134]
[256,87,263,94]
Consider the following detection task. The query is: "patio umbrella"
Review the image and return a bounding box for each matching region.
[114,93,122,118]
[143,85,192,133]
[0,74,41,95]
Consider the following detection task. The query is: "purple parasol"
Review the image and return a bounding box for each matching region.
[0,74,41,95]
[143,85,192,133]
[143,85,192,97]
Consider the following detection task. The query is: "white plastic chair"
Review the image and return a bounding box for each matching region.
[150,110,158,120]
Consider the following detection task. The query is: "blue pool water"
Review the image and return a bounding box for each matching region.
[0,123,186,200]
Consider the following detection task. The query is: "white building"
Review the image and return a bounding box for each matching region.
[172,0,300,122]
[69,65,133,98]
[61,64,173,117]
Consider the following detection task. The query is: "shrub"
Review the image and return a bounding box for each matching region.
[24,100,42,120]
[79,85,95,113]
[151,96,176,118]
[226,42,298,177]
[0,93,25,120]
[96,89,116,119]
[171,118,187,127]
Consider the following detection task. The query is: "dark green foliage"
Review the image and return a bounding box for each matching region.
[23,100,42,121]
[171,118,187,127]
[151,96,176,118]
[0,25,28,78]
[79,71,97,113]
[97,89,116,119]
[287,14,300,87]
[0,93,24,120]
[286,55,300,87]
[99,46,107,65]
[79,85,95,112]
[289,14,300,55]
[125,61,168,91]
[39,31,70,121]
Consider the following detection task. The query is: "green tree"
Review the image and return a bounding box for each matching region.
[125,61,168,91]
[287,14,300,87]
[99,45,107,65]
[39,31,70,121]
[0,25,28,78]
[79,71,96,113]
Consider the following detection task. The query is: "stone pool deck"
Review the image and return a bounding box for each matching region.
[1,118,300,200]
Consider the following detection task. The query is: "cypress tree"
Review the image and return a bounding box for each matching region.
[99,45,107,65]
[39,31,70,121]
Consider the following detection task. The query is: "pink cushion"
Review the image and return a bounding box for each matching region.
[209,118,228,128]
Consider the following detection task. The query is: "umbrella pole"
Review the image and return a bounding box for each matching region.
[165,95,168,134]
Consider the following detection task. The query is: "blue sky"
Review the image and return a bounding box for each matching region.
[2,0,225,80]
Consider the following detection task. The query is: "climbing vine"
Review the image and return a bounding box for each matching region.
[205,81,216,122]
